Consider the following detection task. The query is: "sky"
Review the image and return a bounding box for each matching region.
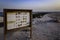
[0,0,60,12]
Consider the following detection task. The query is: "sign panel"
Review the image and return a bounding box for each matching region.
[7,12,30,30]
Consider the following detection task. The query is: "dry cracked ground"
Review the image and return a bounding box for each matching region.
[0,22,60,40]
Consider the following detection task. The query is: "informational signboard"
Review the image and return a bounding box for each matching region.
[4,9,32,30]
[4,9,32,40]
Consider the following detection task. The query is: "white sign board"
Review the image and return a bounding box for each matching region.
[7,12,30,30]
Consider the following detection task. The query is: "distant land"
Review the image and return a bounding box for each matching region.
[0,11,60,15]
[0,12,60,16]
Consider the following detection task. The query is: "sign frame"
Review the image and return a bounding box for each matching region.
[4,9,32,40]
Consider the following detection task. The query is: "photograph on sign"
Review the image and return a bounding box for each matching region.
[7,12,30,30]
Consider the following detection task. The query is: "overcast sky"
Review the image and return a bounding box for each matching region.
[0,0,60,12]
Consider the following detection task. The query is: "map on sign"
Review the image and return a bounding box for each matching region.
[7,12,30,30]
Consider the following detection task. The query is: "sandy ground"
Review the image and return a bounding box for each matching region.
[0,22,60,40]
[32,22,60,40]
